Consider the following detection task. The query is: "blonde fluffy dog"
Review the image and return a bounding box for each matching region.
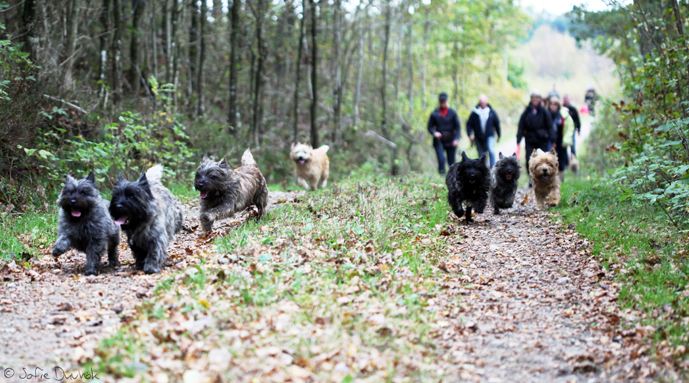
[290,142,330,191]
[529,148,561,209]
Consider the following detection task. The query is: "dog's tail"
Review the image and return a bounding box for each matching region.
[317,145,330,153]
[146,164,164,184]
[241,149,257,166]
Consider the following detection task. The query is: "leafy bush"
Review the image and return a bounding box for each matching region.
[24,78,195,187]
[607,37,689,228]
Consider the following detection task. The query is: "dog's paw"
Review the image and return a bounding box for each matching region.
[108,258,120,267]
[143,265,161,274]
[84,268,99,276]
[493,208,501,215]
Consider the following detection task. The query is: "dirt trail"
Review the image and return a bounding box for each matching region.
[439,190,662,382]
[0,191,303,380]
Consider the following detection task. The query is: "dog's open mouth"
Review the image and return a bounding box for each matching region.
[71,209,82,218]
[505,174,513,180]
[113,215,130,226]
[469,180,476,184]
[200,191,209,199]
[541,175,549,180]
[298,159,306,164]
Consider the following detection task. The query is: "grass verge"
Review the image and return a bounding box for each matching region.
[82,174,475,382]
[554,175,689,362]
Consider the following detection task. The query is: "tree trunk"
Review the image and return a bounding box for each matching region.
[21,0,37,61]
[129,0,146,95]
[151,0,157,81]
[380,1,390,135]
[670,0,684,36]
[420,8,430,110]
[98,0,110,99]
[197,0,207,116]
[62,0,79,90]
[331,0,342,143]
[189,0,199,100]
[353,9,364,127]
[292,0,306,141]
[406,20,413,120]
[228,0,241,134]
[164,0,173,83]
[309,0,318,147]
[252,0,266,146]
[111,0,123,103]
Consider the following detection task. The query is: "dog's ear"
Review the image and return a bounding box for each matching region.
[117,173,125,183]
[202,154,210,162]
[531,149,541,157]
[461,151,469,161]
[84,171,96,185]
[511,152,517,158]
[218,157,231,169]
[291,142,298,148]
[137,171,148,186]
[65,174,77,187]
[479,152,487,165]
[549,148,557,156]
[499,152,504,160]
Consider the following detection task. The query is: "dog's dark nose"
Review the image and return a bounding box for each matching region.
[70,199,76,204]
[116,204,123,209]
[198,181,204,188]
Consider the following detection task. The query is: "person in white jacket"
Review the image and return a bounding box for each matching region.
[466,94,501,168]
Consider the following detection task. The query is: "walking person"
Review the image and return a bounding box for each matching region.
[562,95,581,156]
[466,94,501,168]
[517,90,554,186]
[427,92,460,174]
[546,96,574,181]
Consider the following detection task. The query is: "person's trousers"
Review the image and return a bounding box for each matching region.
[434,145,457,174]
[571,131,577,156]
[524,141,549,176]
[475,136,497,168]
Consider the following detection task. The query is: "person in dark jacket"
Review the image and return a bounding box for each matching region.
[466,94,501,168]
[517,90,554,181]
[428,92,460,174]
[562,94,581,155]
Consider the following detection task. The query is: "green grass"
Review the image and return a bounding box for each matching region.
[0,209,58,261]
[83,173,467,382]
[554,175,689,353]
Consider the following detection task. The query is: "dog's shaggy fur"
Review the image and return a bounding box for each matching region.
[52,172,120,275]
[490,152,521,215]
[109,165,183,274]
[529,148,561,209]
[290,142,330,191]
[194,149,269,233]
[446,152,490,223]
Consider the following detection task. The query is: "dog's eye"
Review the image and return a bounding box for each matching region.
[80,191,85,195]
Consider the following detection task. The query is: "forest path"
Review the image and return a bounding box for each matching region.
[436,190,652,382]
[0,190,304,381]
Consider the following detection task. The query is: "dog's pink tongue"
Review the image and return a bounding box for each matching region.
[114,216,129,226]
[71,209,81,218]
[200,191,208,199]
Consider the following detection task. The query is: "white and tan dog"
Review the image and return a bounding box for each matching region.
[290,142,330,191]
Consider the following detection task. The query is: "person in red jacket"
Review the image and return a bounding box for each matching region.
[427,92,460,175]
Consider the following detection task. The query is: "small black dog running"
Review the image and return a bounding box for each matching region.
[445,151,490,223]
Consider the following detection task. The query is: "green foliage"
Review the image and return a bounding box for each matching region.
[23,78,195,186]
[507,62,527,90]
[569,3,689,229]
[0,14,35,101]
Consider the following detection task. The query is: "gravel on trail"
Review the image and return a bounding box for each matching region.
[0,187,678,382]
[0,191,303,381]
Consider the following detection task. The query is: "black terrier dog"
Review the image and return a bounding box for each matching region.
[109,165,183,274]
[490,152,522,215]
[445,152,489,223]
[52,172,120,275]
